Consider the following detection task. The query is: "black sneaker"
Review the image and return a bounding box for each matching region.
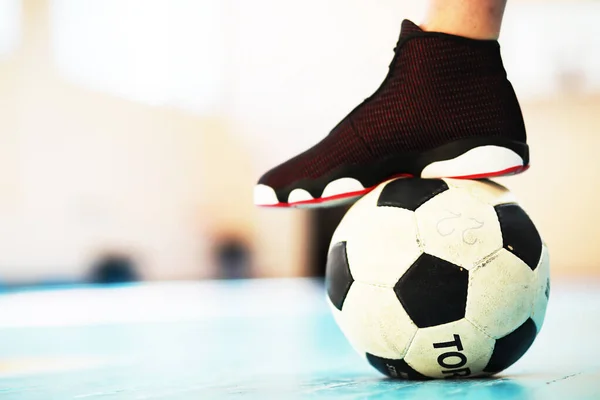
[254,20,529,209]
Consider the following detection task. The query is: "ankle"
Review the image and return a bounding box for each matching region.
[420,21,500,41]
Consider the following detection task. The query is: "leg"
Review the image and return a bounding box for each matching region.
[422,0,508,40]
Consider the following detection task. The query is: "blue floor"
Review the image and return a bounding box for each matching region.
[0,278,598,399]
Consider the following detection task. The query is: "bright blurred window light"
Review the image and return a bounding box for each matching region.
[0,0,21,58]
[50,0,227,115]
[502,1,600,98]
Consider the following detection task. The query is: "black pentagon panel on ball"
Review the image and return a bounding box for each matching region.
[484,318,538,374]
[377,178,449,211]
[325,241,354,311]
[494,204,543,271]
[395,254,468,328]
[366,353,430,380]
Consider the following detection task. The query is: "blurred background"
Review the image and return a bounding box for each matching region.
[0,0,598,288]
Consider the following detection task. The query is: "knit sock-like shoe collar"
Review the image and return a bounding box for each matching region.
[400,19,423,37]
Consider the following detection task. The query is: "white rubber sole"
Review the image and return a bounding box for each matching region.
[253,179,373,209]
[420,146,525,179]
[255,146,526,208]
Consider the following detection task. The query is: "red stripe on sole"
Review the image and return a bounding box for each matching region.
[261,174,413,209]
[449,164,529,180]
[260,188,374,209]
[258,166,529,208]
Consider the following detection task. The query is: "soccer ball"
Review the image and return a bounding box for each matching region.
[325,178,550,379]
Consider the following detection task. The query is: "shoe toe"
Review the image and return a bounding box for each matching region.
[253,184,280,206]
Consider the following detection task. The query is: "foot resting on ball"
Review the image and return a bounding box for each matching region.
[254,20,529,209]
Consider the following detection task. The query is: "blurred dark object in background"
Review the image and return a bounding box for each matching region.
[215,238,252,279]
[309,205,351,278]
[89,253,140,285]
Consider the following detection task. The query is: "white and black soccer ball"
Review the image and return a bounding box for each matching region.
[325,178,550,380]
